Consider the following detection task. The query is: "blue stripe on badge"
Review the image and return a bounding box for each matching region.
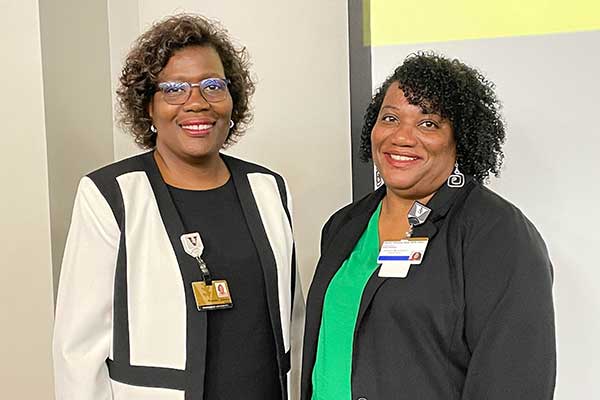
[378,255,410,261]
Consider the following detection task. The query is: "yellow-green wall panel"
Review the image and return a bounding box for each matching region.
[368,0,600,45]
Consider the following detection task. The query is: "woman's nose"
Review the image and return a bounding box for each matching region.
[184,86,211,111]
[390,122,418,145]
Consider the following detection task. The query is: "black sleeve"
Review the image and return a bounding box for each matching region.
[319,217,334,255]
[460,208,556,399]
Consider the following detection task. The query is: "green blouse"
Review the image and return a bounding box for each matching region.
[311,202,382,400]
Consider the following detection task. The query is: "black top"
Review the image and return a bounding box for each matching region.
[168,178,281,400]
[302,177,556,400]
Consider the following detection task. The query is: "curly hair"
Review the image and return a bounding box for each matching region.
[117,14,255,148]
[360,52,505,182]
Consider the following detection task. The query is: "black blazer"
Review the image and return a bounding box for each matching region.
[302,178,556,400]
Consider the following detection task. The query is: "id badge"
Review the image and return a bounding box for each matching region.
[377,238,429,265]
[379,262,411,278]
[191,279,233,311]
[377,238,429,279]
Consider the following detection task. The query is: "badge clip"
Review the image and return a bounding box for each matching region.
[406,201,432,237]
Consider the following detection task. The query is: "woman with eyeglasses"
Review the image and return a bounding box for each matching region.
[53,14,302,400]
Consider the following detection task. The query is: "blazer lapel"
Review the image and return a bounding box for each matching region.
[302,188,384,396]
[354,179,475,331]
[223,155,288,374]
[141,151,208,399]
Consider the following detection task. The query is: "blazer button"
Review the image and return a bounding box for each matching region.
[357,398,367,400]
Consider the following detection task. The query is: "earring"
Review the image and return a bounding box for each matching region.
[229,120,234,129]
[447,162,464,188]
[150,124,157,133]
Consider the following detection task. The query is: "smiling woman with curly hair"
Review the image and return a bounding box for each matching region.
[54,14,302,400]
[360,52,505,182]
[117,14,255,148]
[302,52,555,400]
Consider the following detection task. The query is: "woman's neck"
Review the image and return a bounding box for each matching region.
[153,149,230,190]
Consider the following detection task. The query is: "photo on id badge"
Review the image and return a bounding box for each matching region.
[215,281,228,298]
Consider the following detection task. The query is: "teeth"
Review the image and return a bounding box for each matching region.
[182,124,212,130]
[390,154,417,161]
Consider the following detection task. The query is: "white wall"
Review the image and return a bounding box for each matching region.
[371,31,600,398]
[0,0,55,397]
[111,1,353,292]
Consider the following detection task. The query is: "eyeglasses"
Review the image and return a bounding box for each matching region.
[156,78,230,105]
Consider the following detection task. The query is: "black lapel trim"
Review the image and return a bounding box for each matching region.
[223,155,288,397]
[88,167,130,365]
[113,229,130,364]
[445,181,477,308]
[141,152,207,400]
[107,359,186,390]
[273,173,292,225]
[424,175,476,222]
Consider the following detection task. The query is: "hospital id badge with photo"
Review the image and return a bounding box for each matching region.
[191,279,233,311]
[377,238,429,278]
[377,238,429,265]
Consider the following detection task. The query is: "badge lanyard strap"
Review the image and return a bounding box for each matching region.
[194,255,212,286]
[406,217,418,238]
[167,186,214,286]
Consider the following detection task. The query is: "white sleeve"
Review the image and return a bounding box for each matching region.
[53,177,120,400]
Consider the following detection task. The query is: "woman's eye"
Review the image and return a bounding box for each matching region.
[419,120,439,129]
[160,82,187,94]
[165,87,183,94]
[202,79,227,92]
[205,84,221,92]
[381,115,397,122]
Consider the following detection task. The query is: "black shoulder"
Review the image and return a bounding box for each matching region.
[462,184,535,229]
[87,151,150,186]
[460,184,549,262]
[223,153,291,215]
[85,152,151,225]
[222,153,281,176]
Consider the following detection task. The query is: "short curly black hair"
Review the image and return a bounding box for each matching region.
[361,52,505,182]
[117,14,255,148]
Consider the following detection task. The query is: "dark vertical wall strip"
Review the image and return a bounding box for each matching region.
[39,0,115,302]
[348,0,374,200]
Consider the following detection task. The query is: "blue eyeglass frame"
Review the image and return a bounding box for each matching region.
[157,77,231,104]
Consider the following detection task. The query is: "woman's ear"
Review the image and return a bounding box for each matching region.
[148,98,154,119]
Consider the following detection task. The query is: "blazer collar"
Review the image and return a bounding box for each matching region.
[348,175,475,221]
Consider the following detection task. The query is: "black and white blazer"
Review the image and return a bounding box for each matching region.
[53,151,303,400]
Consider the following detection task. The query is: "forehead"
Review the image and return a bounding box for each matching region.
[159,45,225,80]
[381,83,419,111]
[381,82,439,116]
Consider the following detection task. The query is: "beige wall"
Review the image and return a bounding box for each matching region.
[0,0,55,398]
[116,1,353,292]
